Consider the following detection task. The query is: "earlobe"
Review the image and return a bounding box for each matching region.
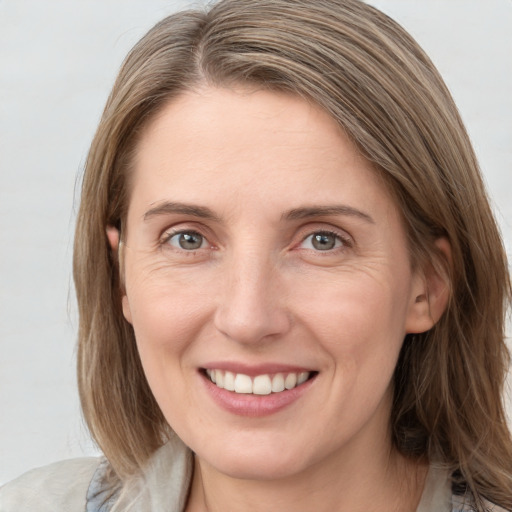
[405,237,452,334]
[106,225,120,251]
[122,295,133,324]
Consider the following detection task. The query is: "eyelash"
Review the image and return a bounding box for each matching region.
[160,227,352,255]
[298,230,352,252]
[160,229,209,252]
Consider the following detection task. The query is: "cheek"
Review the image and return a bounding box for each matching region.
[293,269,411,381]
[121,278,206,387]
[301,271,409,339]
[123,278,208,419]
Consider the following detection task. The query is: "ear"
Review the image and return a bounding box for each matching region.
[405,237,451,334]
[121,294,133,324]
[106,225,120,251]
[106,225,133,324]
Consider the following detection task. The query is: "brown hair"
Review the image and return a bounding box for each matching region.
[74,0,512,508]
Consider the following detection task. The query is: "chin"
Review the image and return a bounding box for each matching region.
[194,435,322,481]
[207,455,304,481]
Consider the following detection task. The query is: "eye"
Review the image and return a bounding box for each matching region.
[300,231,345,251]
[166,230,208,250]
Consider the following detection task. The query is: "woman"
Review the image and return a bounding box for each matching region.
[1,0,510,510]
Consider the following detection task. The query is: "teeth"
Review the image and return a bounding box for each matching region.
[224,371,235,391]
[271,373,285,392]
[284,373,297,390]
[206,369,216,383]
[253,375,272,395]
[234,373,253,393]
[297,371,309,385]
[206,369,311,394]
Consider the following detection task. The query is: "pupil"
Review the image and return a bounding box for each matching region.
[179,233,202,250]
[312,233,335,250]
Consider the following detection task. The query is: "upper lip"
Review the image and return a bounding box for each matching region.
[201,362,315,377]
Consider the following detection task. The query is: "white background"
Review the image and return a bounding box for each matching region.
[1,0,511,485]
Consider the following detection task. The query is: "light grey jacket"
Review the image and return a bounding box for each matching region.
[0,437,505,511]
[0,438,193,512]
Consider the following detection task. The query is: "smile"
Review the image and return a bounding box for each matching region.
[205,369,312,395]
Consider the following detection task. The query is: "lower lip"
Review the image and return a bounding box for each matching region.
[200,372,316,417]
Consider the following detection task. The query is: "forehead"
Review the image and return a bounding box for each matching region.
[128,86,398,223]
[135,85,349,165]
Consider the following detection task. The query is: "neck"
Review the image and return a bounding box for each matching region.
[186,442,428,512]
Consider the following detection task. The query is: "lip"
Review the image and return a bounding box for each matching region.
[199,365,317,417]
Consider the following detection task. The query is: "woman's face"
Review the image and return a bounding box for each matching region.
[120,86,430,480]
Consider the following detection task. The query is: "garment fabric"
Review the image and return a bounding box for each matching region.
[0,437,506,511]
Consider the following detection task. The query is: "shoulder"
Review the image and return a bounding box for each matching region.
[111,437,193,512]
[0,457,100,512]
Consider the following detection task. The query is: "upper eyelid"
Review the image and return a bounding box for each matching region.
[301,228,350,240]
[160,223,212,240]
[296,223,353,242]
[164,228,205,239]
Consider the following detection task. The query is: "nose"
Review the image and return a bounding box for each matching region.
[213,251,291,345]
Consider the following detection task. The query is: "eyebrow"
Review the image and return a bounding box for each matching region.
[283,205,375,224]
[143,201,374,225]
[143,201,221,222]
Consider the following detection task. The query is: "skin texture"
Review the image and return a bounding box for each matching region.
[113,86,449,512]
